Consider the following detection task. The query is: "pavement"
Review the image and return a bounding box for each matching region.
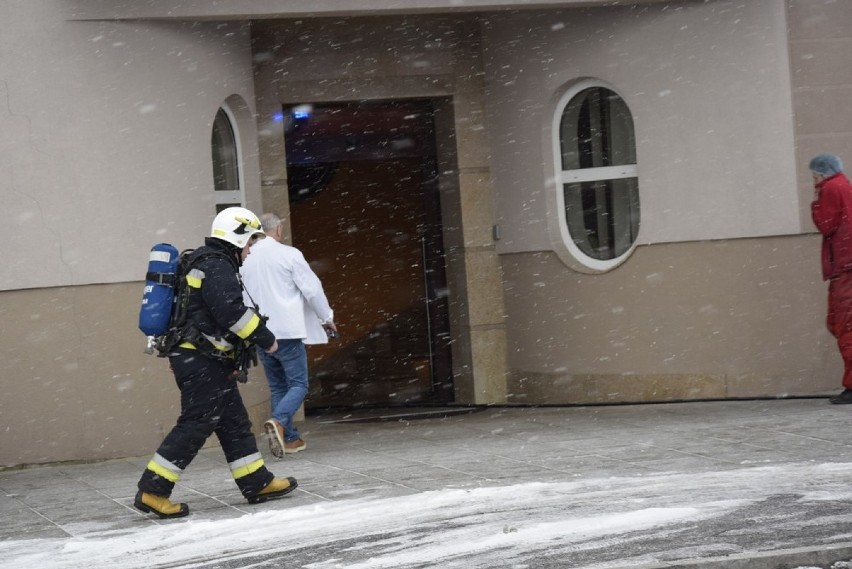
[4,398,852,568]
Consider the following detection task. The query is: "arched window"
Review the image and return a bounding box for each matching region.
[211,106,244,212]
[553,79,639,272]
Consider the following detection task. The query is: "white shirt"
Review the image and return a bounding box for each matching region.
[240,237,333,344]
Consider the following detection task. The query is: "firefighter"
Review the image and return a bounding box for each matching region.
[134,207,297,519]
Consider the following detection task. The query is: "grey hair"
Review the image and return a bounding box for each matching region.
[260,213,282,235]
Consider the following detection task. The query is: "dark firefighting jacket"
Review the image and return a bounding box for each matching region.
[177,237,275,356]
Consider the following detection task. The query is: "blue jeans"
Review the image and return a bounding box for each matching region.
[257,339,308,442]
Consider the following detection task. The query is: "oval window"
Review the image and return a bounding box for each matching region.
[554,80,639,272]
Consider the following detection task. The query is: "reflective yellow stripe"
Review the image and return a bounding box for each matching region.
[231,459,264,480]
[179,339,232,353]
[229,453,264,480]
[186,269,204,289]
[235,215,261,229]
[201,333,233,352]
[231,310,260,340]
[146,454,182,482]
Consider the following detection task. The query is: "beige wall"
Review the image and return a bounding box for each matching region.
[482,0,800,257]
[0,2,262,291]
[0,283,272,467]
[788,0,852,228]
[503,235,838,404]
[0,2,266,467]
[483,0,837,405]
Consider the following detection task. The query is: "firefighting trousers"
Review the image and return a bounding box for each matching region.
[827,271,852,390]
[137,349,274,499]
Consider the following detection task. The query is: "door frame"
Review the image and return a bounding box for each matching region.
[283,97,455,406]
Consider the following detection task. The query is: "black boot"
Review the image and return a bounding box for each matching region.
[829,389,852,404]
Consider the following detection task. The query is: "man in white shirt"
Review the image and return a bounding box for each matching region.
[241,213,337,457]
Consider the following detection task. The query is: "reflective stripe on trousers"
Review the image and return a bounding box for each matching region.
[137,348,274,498]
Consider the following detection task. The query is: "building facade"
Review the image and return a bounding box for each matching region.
[0,0,847,466]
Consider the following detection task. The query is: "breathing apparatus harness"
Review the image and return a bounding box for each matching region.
[157,245,265,383]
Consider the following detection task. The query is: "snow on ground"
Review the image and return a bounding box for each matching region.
[3,462,852,568]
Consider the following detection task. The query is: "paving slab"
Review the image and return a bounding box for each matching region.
[2,399,852,568]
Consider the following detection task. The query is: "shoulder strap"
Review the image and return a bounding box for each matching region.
[184,248,261,312]
[155,248,239,357]
[239,271,261,313]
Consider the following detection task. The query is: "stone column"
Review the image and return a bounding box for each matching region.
[252,29,293,239]
[438,20,508,405]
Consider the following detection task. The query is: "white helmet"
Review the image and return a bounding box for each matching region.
[210,207,264,248]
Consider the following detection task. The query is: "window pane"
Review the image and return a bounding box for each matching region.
[215,203,241,214]
[564,178,640,260]
[560,87,636,171]
[212,109,239,193]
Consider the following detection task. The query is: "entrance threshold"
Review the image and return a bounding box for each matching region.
[315,406,481,424]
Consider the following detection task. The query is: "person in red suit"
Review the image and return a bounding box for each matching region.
[811,154,852,404]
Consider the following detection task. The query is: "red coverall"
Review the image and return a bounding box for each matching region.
[812,172,852,389]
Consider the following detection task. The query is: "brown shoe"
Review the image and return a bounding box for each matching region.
[264,419,286,458]
[284,438,307,454]
[247,476,298,504]
[134,490,189,519]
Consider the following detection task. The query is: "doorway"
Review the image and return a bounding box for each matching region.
[283,99,453,409]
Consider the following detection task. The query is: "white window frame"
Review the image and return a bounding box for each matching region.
[550,78,639,274]
[212,103,245,210]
